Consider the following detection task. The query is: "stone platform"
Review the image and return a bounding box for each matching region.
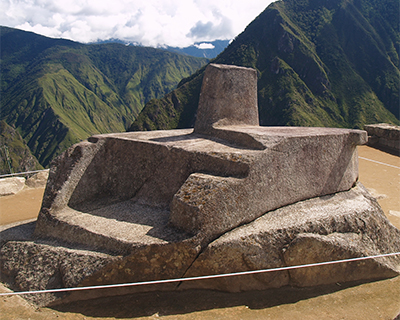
[35,125,366,251]
[1,64,399,306]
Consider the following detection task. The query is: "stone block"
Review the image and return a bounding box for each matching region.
[179,184,400,292]
[194,64,259,135]
[364,123,400,154]
[25,170,49,189]
[0,177,25,196]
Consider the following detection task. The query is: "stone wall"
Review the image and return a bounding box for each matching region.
[364,123,400,155]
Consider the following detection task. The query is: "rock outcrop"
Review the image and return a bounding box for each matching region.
[1,64,399,306]
[0,177,25,196]
[25,170,49,189]
[0,170,49,196]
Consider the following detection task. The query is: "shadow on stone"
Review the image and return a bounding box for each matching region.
[51,279,388,318]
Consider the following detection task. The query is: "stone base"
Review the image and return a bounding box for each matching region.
[1,183,399,306]
[35,126,366,249]
[179,184,400,292]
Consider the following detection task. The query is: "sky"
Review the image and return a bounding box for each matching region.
[1,0,274,48]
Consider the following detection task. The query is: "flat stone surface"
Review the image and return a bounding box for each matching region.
[34,126,366,249]
[36,126,365,249]
[37,201,190,254]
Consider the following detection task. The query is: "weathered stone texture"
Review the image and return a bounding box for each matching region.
[179,184,400,292]
[0,240,114,306]
[194,64,259,134]
[25,170,49,189]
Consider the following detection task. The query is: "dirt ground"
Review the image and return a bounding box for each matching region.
[0,145,399,319]
[0,187,45,225]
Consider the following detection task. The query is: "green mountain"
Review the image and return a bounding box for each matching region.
[1,26,207,166]
[0,120,43,175]
[129,0,399,132]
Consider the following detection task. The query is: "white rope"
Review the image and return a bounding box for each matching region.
[0,169,49,178]
[0,251,399,297]
[359,157,400,170]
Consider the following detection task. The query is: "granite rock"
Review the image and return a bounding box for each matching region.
[0,177,25,196]
[179,184,400,291]
[25,170,49,189]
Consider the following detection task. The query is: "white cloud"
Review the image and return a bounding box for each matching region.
[195,43,215,49]
[0,0,274,47]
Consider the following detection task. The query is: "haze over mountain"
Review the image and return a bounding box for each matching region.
[162,40,230,59]
[130,0,399,132]
[93,39,230,59]
[1,26,207,167]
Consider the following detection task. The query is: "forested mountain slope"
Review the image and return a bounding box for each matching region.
[129,0,399,132]
[0,121,42,175]
[1,27,207,166]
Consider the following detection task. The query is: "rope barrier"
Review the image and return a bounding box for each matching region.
[359,157,400,170]
[0,251,399,297]
[0,169,49,178]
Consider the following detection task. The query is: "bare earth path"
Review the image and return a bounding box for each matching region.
[0,145,399,319]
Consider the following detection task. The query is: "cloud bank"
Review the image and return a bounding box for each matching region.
[0,0,272,47]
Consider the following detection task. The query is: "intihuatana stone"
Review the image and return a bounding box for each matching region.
[1,64,399,307]
[194,64,259,135]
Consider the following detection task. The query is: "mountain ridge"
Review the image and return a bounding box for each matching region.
[129,0,399,132]
[92,39,230,59]
[0,120,43,175]
[1,26,207,166]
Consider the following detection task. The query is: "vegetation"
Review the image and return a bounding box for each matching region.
[1,27,207,166]
[2,0,399,168]
[0,120,43,175]
[129,0,399,132]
